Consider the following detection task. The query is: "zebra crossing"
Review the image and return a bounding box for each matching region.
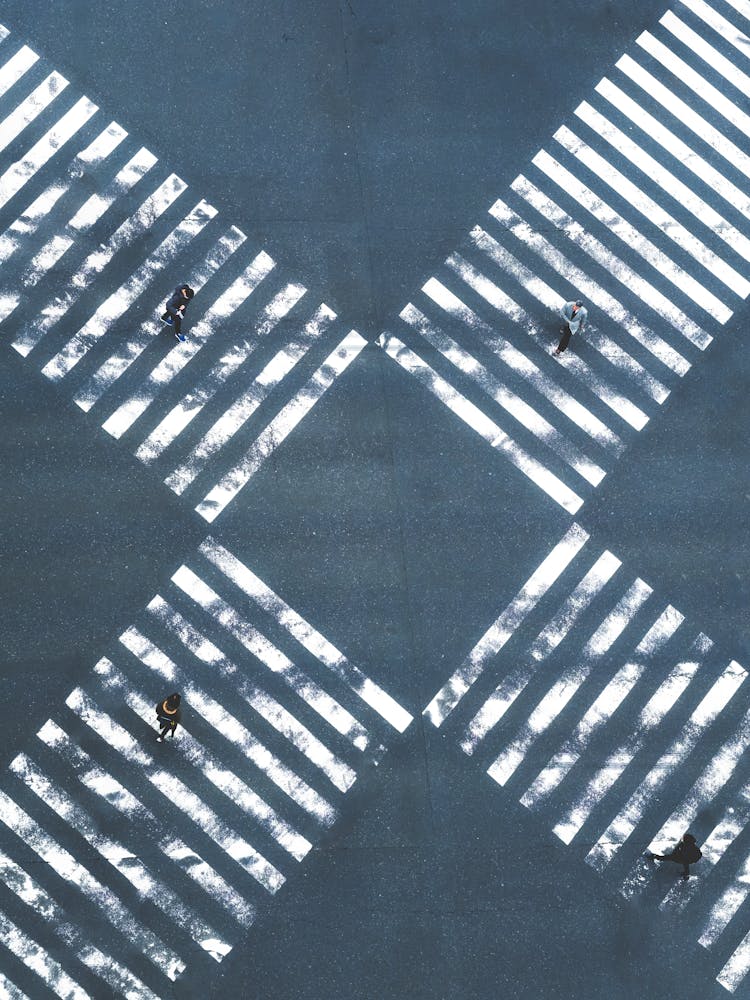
[423,522,750,993]
[0,22,366,527]
[1,0,749,995]
[0,537,412,998]
[379,0,750,516]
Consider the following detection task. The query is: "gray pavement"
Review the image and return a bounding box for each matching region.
[0,1,747,998]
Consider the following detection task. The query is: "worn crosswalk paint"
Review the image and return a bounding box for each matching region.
[171,563,371,749]
[553,638,707,845]
[1,4,750,993]
[433,520,750,992]
[425,523,589,725]
[134,281,310,465]
[146,595,358,792]
[195,330,368,522]
[101,249,276,440]
[200,537,414,733]
[38,718,257,927]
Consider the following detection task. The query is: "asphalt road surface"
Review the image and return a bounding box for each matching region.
[0,1,749,998]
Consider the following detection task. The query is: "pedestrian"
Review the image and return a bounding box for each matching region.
[160,284,194,343]
[554,299,587,356]
[155,692,182,742]
[647,833,702,880]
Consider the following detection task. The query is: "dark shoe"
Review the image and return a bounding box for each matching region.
[553,348,562,356]
[646,853,656,861]
[161,316,173,326]
[174,331,186,342]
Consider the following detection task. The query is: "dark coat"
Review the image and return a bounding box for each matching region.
[164,286,191,320]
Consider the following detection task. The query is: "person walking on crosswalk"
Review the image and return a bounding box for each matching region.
[155,692,182,742]
[160,284,195,343]
[554,299,587,356]
[647,832,702,880]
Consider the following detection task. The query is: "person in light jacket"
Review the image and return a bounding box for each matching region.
[554,299,587,355]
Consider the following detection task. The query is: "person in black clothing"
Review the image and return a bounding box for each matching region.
[155,692,182,742]
[647,832,702,879]
[161,284,194,342]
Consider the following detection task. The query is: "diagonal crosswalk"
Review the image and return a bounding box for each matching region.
[379,0,750,520]
[0,23,366,528]
[424,522,750,994]
[0,538,412,997]
[1,0,750,995]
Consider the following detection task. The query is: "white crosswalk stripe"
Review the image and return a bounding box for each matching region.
[0,531,409,995]
[42,199,217,380]
[3,4,750,993]
[373,0,750,537]
[8,752,233,962]
[0,71,68,155]
[0,786,185,981]
[434,521,750,995]
[0,912,88,1000]
[73,225,248,411]
[134,281,309,464]
[0,23,364,528]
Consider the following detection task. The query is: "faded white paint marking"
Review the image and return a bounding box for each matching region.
[74,226,247,411]
[595,77,750,226]
[101,250,275,439]
[679,0,750,64]
[0,785,185,980]
[14,172,185,356]
[199,537,413,732]
[119,624,325,849]
[490,192,690,374]
[147,595,357,791]
[664,784,750,919]
[135,281,307,464]
[553,638,706,844]
[461,550,621,754]
[381,334,584,515]
[0,46,38,101]
[520,605,683,808]
[88,663,287,894]
[43,200,216,380]
[165,304,336,492]
[10,752,231,962]
[171,564,371,750]
[425,523,589,726]
[0,71,67,155]
[617,53,750,186]
[575,101,750,271]
[466,228,667,407]
[0,96,98,213]
[533,149,730,325]
[0,911,87,1000]
[638,29,750,143]
[554,124,749,298]
[39,718,256,926]
[622,700,750,899]
[463,229,664,415]
[487,579,652,787]
[586,657,745,871]
[196,330,368,522]
[431,261,631,440]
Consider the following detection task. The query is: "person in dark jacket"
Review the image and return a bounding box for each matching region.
[554,299,587,356]
[647,832,702,879]
[161,284,194,342]
[155,692,182,742]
